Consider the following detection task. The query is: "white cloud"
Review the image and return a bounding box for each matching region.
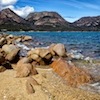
[0,0,34,18]
[1,0,18,6]
[5,5,34,17]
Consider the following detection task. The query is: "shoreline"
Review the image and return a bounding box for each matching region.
[0,33,100,99]
[1,31,100,33]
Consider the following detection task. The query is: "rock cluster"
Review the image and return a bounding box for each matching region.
[0,33,33,74]
[27,43,67,65]
[0,33,67,76]
[0,33,93,93]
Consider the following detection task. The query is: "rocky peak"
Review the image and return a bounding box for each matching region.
[73,16,100,27]
[0,8,26,23]
[0,8,33,31]
[26,11,69,26]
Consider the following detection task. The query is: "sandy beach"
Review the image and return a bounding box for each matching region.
[0,67,100,100]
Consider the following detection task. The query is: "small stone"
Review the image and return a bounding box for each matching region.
[26,77,39,94]
[0,66,6,72]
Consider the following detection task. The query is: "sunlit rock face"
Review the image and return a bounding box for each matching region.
[26,11,72,31]
[73,16,100,31]
[0,8,32,31]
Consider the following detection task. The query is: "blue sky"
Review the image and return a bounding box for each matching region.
[1,0,100,22]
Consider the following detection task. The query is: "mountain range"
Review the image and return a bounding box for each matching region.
[0,8,100,31]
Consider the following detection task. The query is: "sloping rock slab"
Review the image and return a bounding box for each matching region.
[50,58,92,87]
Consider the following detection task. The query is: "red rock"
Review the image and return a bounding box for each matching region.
[50,58,92,87]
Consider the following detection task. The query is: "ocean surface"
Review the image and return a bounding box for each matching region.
[8,31,100,59]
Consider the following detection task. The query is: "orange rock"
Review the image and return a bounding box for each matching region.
[50,58,92,87]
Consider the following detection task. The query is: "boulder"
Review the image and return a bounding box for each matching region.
[27,48,40,56]
[44,53,52,60]
[17,57,33,66]
[5,48,20,62]
[49,44,56,56]
[50,58,92,87]
[0,38,7,47]
[2,62,12,69]
[16,63,32,77]
[39,49,50,58]
[15,38,22,42]
[11,64,17,70]
[0,66,6,72]
[2,44,17,54]
[53,43,66,57]
[6,34,14,39]
[16,63,38,77]
[23,36,32,41]
[16,57,38,77]
[30,54,41,62]
[0,53,5,64]
[7,39,15,44]
[39,59,46,65]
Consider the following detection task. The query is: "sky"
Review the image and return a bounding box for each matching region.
[0,0,100,22]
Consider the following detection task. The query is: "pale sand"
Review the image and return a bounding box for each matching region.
[0,68,100,100]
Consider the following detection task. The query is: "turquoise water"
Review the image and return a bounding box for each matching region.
[8,31,100,59]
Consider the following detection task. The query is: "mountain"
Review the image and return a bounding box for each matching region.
[0,8,100,31]
[73,16,100,31]
[0,8,33,31]
[26,11,74,31]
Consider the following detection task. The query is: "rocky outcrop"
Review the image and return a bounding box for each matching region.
[27,43,67,65]
[0,34,33,72]
[50,58,92,87]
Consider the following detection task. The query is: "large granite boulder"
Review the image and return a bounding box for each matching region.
[2,44,20,62]
[52,43,66,57]
[2,44,17,54]
[50,58,92,87]
[5,48,20,62]
[16,57,38,77]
